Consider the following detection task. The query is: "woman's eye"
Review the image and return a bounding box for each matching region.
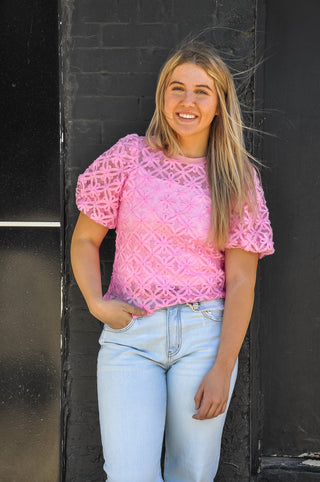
[172,86,184,92]
[196,90,209,95]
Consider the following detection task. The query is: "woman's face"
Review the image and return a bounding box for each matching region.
[164,62,219,156]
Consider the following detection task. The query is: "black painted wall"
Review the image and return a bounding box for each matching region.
[61,1,257,480]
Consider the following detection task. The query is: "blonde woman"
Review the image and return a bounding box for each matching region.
[71,42,274,481]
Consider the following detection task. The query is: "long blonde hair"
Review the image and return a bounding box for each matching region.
[146,41,257,250]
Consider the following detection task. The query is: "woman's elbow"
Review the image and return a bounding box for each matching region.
[225,271,257,295]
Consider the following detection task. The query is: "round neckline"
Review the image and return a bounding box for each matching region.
[142,137,206,164]
[173,153,206,164]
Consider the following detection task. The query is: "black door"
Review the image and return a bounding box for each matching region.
[253,1,320,479]
[0,1,61,481]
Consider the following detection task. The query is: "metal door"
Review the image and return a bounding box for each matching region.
[253,1,320,479]
[0,1,61,481]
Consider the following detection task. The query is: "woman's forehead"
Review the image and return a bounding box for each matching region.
[168,62,215,87]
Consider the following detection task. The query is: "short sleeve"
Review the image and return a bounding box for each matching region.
[76,134,139,228]
[225,170,274,258]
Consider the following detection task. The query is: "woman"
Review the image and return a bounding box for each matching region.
[71,42,274,481]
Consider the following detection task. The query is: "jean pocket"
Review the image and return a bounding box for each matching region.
[102,316,137,333]
[187,300,224,322]
[200,309,223,322]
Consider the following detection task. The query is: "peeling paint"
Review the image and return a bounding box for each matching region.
[302,459,320,467]
[298,452,320,459]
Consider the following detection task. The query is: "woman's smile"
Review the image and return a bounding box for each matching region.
[176,112,198,120]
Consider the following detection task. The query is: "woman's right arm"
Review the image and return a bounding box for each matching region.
[70,212,146,328]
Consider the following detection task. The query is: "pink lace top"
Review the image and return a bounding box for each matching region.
[76,134,274,314]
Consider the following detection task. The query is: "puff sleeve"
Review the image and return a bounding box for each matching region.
[225,170,274,258]
[76,134,139,229]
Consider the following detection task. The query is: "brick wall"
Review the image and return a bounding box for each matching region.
[61,1,256,480]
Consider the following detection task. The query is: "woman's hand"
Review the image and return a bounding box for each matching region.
[193,363,232,420]
[89,299,147,328]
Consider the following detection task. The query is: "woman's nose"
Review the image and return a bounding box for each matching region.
[181,90,194,106]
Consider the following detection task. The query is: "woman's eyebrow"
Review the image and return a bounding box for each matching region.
[169,80,184,86]
[169,80,213,92]
[196,84,213,92]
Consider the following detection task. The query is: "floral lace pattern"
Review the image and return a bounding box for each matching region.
[76,134,274,314]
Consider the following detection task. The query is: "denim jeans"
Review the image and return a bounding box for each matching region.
[97,299,238,482]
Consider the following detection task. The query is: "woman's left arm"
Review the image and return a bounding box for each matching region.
[193,248,259,420]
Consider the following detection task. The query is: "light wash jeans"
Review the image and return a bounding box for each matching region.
[97,299,238,482]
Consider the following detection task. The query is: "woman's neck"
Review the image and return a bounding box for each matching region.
[178,137,208,158]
